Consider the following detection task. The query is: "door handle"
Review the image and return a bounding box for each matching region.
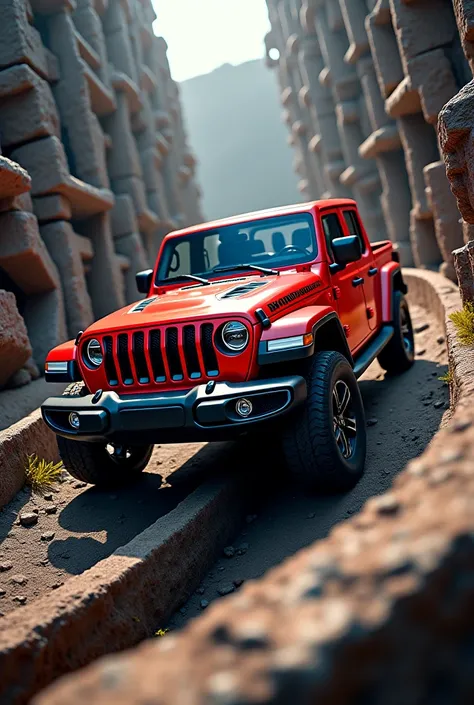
[352,277,364,287]
[368,267,378,277]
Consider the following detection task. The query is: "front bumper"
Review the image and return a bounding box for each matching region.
[41,376,307,444]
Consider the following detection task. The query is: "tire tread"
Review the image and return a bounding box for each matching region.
[283,351,366,492]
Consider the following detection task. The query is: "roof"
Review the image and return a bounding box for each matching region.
[168,199,357,238]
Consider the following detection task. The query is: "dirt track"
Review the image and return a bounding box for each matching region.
[0,305,448,619]
[167,304,450,630]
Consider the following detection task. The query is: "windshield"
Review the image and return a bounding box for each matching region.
[156,213,318,283]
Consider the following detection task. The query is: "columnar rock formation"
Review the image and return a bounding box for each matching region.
[0,0,202,390]
[439,2,474,304]
[265,0,467,279]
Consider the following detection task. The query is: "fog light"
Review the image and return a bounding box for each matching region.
[235,398,253,418]
[69,412,80,429]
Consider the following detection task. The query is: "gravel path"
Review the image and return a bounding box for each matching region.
[0,305,449,620]
[167,305,451,629]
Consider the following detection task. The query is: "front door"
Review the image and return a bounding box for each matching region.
[320,209,371,352]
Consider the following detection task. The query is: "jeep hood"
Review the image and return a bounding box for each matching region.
[85,269,326,335]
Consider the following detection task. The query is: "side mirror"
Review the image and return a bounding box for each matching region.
[136,269,153,294]
[331,236,362,266]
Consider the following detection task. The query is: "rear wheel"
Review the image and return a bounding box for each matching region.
[377,291,414,374]
[56,383,153,487]
[283,351,366,493]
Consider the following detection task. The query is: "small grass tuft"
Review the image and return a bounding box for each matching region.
[154,628,169,638]
[438,370,453,385]
[449,302,474,346]
[25,454,64,494]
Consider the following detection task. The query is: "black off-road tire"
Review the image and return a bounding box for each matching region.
[56,382,153,487]
[283,351,366,493]
[377,291,415,375]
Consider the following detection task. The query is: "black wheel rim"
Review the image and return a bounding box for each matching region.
[401,304,414,357]
[332,380,357,460]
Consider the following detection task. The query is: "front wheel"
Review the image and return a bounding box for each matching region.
[377,291,415,375]
[57,437,154,487]
[56,382,153,486]
[283,351,366,493]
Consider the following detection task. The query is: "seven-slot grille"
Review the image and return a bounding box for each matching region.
[98,323,220,388]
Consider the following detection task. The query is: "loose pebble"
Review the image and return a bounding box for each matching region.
[13,596,27,604]
[19,513,38,527]
[10,574,27,585]
[218,585,235,596]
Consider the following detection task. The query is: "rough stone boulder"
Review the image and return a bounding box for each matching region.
[0,290,32,387]
[439,80,474,225]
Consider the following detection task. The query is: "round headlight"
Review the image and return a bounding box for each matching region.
[221,321,249,352]
[85,338,103,367]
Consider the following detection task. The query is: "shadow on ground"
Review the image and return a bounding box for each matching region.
[46,442,242,575]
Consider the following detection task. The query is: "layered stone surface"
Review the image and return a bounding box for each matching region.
[0,0,202,389]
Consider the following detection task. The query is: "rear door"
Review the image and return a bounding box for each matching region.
[341,208,379,331]
[320,209,371,351]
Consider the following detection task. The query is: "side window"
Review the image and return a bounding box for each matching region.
[321,213,345,261]
[343,210,366,253]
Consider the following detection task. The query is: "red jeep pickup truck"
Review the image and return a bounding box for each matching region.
[42,199,414,492]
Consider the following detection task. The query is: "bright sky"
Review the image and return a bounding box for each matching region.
[152,0,271,82]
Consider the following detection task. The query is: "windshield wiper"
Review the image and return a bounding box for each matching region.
[213,264,279,276]
[160,274,211,286]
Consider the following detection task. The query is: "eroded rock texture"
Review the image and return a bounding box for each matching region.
[266,0,467,275]
[0,0,202,388]
[438,1,474,302]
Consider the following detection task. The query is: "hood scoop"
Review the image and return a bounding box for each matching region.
[128,296,158,313]
[218,281,268,300]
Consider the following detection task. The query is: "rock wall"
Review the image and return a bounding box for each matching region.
[439,1,474,304]
[0,0,202,391]
[265,0,466,277]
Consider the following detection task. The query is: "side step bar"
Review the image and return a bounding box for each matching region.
[353,325,394,379]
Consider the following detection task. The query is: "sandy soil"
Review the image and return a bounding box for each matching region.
[0,441,233,615]
[167,305,451,630]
